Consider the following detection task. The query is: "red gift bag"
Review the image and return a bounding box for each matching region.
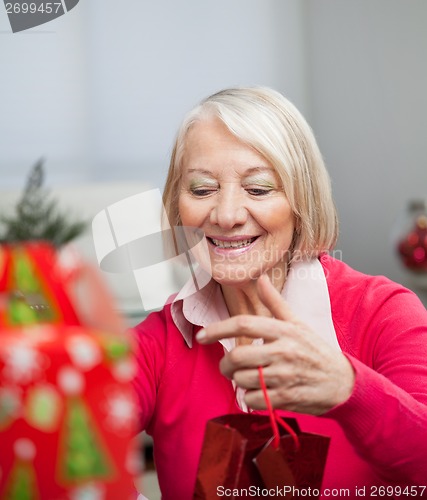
[0,242,139,500]
[194,368,330,499]
[194,414,330,499]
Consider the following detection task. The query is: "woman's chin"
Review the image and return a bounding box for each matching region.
[210,266,262,287]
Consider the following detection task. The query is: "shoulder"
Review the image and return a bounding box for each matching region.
[134,306,168,338]
[319,254,427,354]
[319,253,420,305]
[132,302,192,356]
[133,302,180,339]
[132,304,173,354]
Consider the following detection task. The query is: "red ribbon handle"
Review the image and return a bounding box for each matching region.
[258,366,300,452]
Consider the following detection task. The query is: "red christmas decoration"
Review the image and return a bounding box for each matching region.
[0,242,139,500]
[397,214,427,272]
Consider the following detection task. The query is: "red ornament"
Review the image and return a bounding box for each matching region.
[397,214,427,272]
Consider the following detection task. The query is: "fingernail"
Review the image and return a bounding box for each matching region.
[196,329,206,342]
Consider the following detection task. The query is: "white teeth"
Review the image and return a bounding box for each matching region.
[211,238,255,248]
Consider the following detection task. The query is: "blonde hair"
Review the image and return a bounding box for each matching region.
[163,86,338,257]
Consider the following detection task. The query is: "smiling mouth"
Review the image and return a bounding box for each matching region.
[208,237,258,249]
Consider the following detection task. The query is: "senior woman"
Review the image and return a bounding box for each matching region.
[135,87,427,499]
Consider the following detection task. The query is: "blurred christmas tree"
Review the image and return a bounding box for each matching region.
[0,160,86,246]
[2,459,38,500]
[61,398,114,482]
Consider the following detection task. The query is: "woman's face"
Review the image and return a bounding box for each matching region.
[178,118,295,286]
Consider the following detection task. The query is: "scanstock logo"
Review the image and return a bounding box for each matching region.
[3,0,80,33]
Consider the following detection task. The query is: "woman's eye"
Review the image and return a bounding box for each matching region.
[246,188,273,196]
[190,188,217,197]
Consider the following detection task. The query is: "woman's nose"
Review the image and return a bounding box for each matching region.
[209,187,248,229]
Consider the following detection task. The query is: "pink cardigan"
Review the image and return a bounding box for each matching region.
[134,255,427,499]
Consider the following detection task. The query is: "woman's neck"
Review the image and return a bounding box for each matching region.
[220,264,288,318]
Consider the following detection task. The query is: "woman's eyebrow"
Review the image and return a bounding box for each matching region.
[186,166,274,176]
[186,168,214,176]
[245,166,275,174]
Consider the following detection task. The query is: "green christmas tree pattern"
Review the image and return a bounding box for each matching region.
[2,460,38,500]
[8,249,54,326]
[59,397,115,484]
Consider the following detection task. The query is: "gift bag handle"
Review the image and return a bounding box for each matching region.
[258,366,300,452]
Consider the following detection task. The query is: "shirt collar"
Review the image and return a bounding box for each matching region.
[171,278,230,348]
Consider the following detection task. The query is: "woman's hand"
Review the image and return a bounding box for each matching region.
[196,274,355,415]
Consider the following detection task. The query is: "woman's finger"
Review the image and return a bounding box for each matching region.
[232,368,263,389]
[257,273,300,324]
[196,275,304,345]
[219,344,272,378]
[231,362,295,390]
[196,315,286,344]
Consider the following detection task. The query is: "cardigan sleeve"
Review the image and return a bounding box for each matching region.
[325,353,427,485]
[324,266,427,486]
[132,309,167,432]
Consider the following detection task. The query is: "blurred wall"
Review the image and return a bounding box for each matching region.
[0,0,307,189]
[305,0,427,295]
[0,0,426,298]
